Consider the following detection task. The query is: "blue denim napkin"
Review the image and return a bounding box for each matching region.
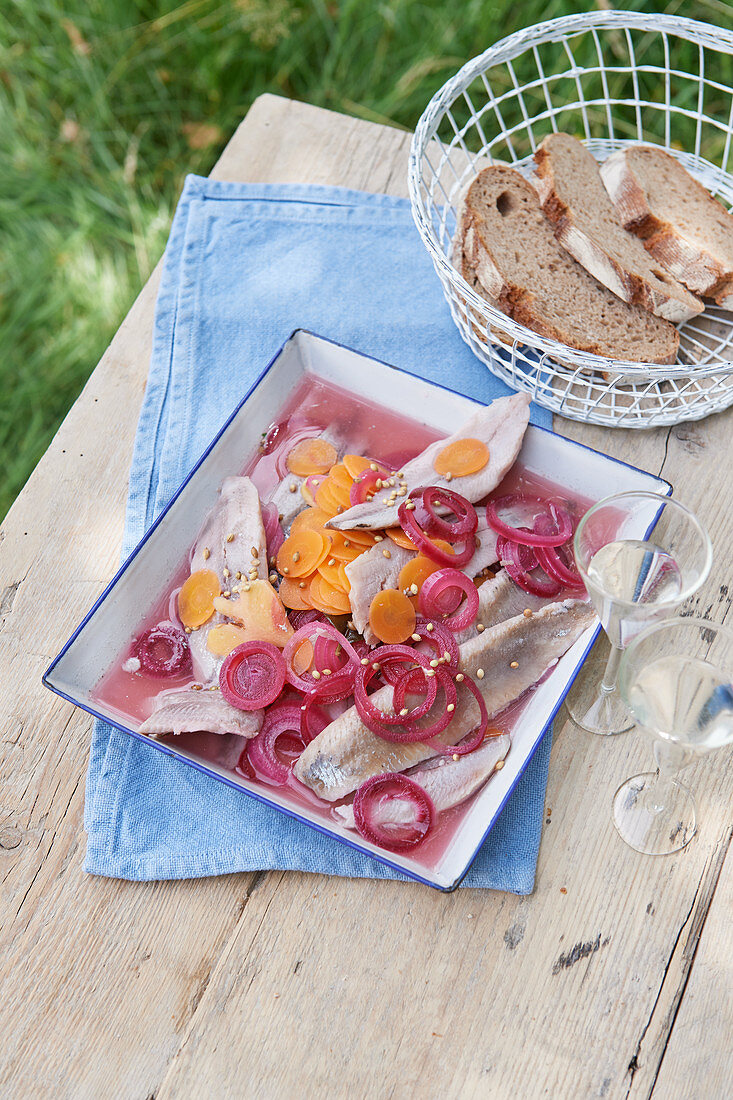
[84,175,553,890]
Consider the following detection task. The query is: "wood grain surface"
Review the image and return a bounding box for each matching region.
[0,94,731,1099]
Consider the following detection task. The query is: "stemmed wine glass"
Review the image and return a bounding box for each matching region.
[615,618,733,855]
[568,492,712,736]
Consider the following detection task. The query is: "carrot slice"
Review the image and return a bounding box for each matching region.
[310,574,351,614]
[337,528,376,547]
[386,527,418,551]
[342,454,374,479]
[325,530,362,562]
[398,554,442,594]
[327,463,353,490]
[206,623,249,658]
[278,577,313,610]
[290,507,331,536]
[291,639,314,676]
[314,479,342,517]
[178,569,221,629]
[338,563,351,593]
[286,438,338,477]
[317,557,347,590]
[433,437,490,478]
[277,530,329,578]
[369,589,417,644]
[328,478,353,510]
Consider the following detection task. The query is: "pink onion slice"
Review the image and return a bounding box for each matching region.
[261,501,285,558]
[497,535,562,598]
[349,465,390,506]
[352,773,435,853]
[412,617,460,669]
[486,495,573,548]
[282,622,360,693]
[397,498,474,567]
[421,487,478,540]
[288,609,322,630]
[427,673,490,757]
[392,666,458,740]
[419,569,480,632]
[354,646,437,739]
[532,514,584,589]
[134,621,190,677]
[219,642,286,710]
[247,704,305,784]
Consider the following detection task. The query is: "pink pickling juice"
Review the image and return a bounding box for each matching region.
[94,375,593,872]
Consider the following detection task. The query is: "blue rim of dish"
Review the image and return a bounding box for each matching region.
[43,328,673,892]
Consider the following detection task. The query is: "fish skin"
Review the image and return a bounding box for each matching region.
[327,392,531,531]
[188,476,268,683]
[345,515,499,643]
[334,733,511,828]
[294,598,595,801]
[453,567,554,645]
[139,687,263,738]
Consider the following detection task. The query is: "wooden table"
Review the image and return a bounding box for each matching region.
[1,95,731,1099]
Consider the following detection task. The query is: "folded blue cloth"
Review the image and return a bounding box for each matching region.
[84,175,553,891]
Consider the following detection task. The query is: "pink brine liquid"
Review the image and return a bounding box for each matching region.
[93,375,593,874]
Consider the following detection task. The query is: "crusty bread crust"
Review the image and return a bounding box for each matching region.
[601,147,733,307]
[459,165,679,365]
[534,137,703,323]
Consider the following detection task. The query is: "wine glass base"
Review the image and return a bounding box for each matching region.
[613,773,696,855]
[566,689,635,736]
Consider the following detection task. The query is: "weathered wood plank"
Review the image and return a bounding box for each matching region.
[0,94,731,1100]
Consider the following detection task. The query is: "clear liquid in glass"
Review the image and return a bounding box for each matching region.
[627,655,733,752]
[585,539,683,645]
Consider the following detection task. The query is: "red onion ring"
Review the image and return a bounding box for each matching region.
[354,647,437,739]
[397,499,474,567]
[498,535,562,598]
[427,673,491,756]
[134,621,190,677]
[532,514,584,588]
[421,487,478,540]
[486,495,573,548]
[352,773,434,853]
[219,642,286,710]
[412,617,460,668]
[419,569,480,632]
[247,704,305,784]
[282,622,360,693]
[349,464,390,506]
[392,666,458,740]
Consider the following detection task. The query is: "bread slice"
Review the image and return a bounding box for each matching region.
[460,166,680,364]
[534,133,703,322]
[601,145,733,309]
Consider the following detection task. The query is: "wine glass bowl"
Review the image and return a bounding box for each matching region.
[615,618,733,855]
[567,492,713,735]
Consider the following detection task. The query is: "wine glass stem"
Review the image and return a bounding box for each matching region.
[649,740,687,812]
[600,643,624,695]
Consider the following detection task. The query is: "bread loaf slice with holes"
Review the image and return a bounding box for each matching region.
[460,166,680,364]
[601,145,733,310]
[534,133,703,322]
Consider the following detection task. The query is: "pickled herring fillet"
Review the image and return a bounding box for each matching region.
[294,599,594,801]
[453,567,554,645]
[188,476,268,683]
[334,734,511,828]
[345,516,499,643]
[139,688,263,738]
[327,392,531,531]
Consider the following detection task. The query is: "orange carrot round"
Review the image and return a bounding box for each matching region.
[317,557,347,591]
[178,569,221,629]
[342,454,374,480]
[310,574,351,614]
[278,577,313,611]
[385,527,418,551]
[286,438,338,477]
[369,589,417,644]
[277,530,329,578]
[433,437,489,477]
[397,555,443,600]
[290,507,331,536]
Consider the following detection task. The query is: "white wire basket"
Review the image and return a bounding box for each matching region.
[408,10,733,428]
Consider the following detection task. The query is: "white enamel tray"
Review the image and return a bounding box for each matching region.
[44,331,671,890]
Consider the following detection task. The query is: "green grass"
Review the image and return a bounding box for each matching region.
[1,0,731,517]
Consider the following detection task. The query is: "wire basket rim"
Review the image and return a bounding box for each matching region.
[408,9,733,381]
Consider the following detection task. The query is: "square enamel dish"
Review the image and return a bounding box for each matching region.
[44,330,671,891]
